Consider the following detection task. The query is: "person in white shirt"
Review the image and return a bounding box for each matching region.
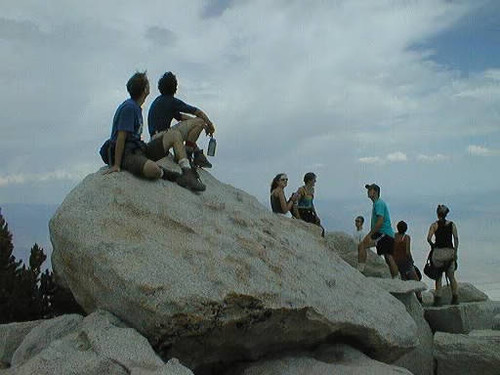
[353,216,365,245]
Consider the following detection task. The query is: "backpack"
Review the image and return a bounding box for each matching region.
[99,139,115,166]
[423,248,442,280]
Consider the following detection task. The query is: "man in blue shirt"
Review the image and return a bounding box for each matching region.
[101,72,206,191]
[148,72,215,168]
[357,183,399,277]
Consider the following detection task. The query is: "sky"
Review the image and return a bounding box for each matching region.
[1,1,500,294]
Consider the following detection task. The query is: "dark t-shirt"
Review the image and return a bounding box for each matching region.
[110,98,144,149]
[147,95,197,136]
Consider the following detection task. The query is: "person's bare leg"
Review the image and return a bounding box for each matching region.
[434,275,443,306]
[448,268,459,304]
[384,254,399,278]
[357,237,374,272]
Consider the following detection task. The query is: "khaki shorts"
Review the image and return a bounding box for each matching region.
[151,122,192,141]
[121,138,166,177]
[432,247,456,273]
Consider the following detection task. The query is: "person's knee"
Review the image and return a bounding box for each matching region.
[142,161,161,179]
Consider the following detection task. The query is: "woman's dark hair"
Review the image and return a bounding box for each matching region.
[436,204,449,221]
[355,216,364,224]
[396,220,408,234]
[126,72,148,100]
[303,172,316,184]
[270,173,285,193]
[158,71,177,95]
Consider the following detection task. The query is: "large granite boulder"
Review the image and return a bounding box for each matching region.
[50,164,418,370]
[0,320,42,367]
[434,330,500,375]
[234,344,413,374]
[1,311,193,375]
[370,278,433,375]
[325,231,391,278]
[424,300,500,333]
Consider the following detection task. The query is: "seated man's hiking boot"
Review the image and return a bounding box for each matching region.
[193,150,212,168]
[176,168,206,192]
[160,167,181,182]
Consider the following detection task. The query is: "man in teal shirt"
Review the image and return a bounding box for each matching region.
[357,183,398,277]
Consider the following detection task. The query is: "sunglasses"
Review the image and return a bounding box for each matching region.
[280,178,288,181]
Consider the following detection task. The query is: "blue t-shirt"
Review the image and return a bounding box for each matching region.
[110,98,143,145]
[371,198,394,237]
[147,95,197,136]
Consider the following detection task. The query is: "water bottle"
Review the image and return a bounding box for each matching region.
[207,137,216,156]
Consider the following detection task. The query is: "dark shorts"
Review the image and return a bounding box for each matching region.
[397,259,415,277]
[121,138,166,177]
[373,233,394,256]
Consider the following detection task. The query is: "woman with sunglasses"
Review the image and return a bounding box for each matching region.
[270,173,299,215]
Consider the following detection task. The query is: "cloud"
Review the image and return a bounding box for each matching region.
[1,0,499,205]
[359,157,383,165]
[386,152,408,162]
[145,26,177,47]
[416,154,450,162]
[359,152,408,164]
[0,164,96,187]
[467,145,500,156]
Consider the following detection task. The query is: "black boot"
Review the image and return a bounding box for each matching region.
[193,149,212,168]
[176,168,206,192]
[451,294,459,305]
[160,167,181,182]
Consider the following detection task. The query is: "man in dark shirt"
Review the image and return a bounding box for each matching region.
[101,72,205,191]
[148,72,215,168]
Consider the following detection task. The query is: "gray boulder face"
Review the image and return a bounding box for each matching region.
[0,320,42,367]
[370,278,433,375]
[434,330,500,375]
[11,314,83,366]
[424,300,500,333]
[429,283,489,305]
[493,314,500,330]
[236,344,413,374]
[325,232,391,278]
[3,311,194,375]
[50,165,418,370]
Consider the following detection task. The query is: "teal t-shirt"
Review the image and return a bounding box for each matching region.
[371,199,394,237]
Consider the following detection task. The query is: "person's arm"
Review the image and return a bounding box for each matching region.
[405,235,411,257]
[104,130,127,174]
[368,215,384,237]
[452,222,459,259]
[427,223,436,247]
[194,109,215,135]
[179,113,194,121]
[277,189,296,213]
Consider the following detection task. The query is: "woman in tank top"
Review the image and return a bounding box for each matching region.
[427,204,459,306]
[270,173,299,215]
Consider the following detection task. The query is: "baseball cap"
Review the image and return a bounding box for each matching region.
[365,183,380,194]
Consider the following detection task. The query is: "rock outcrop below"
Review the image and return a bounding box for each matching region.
[434,330,500,375]
[235,344,413,374]
[1,311,193,375]
[50,164,417,370]
[424,300,500,333]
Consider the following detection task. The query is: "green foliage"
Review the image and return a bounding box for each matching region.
[0,209,84,323]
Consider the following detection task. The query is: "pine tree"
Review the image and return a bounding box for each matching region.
[0,209,84,323]
[0,210,23,323]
